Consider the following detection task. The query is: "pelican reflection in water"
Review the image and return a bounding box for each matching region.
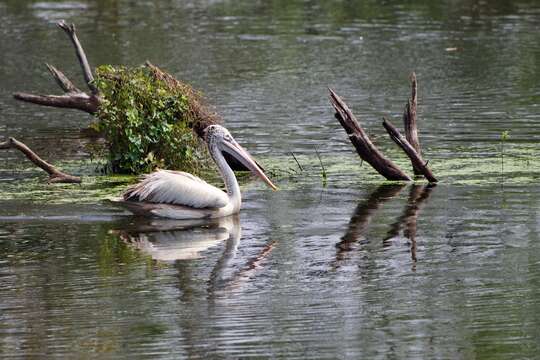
[113,216,275,293]
[113,125,277,219]
[113,216,241,262]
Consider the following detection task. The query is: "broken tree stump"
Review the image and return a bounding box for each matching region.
[329,88,411,181]
[0,137,81,183]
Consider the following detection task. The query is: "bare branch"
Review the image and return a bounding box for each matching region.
[0,137,81,183]
[329,88,411,181]
[13,22,102,114]
[46,63,80,93]
[382,118,437,183]
[13,92,99,114]
[403,72,423,175]
[57,21,97,94]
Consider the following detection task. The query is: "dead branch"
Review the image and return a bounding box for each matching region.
[0,137,81,183]
[12,23,253,173]
[46,63,81,93]
[382,118,437,183]
[13,21,101,114]
[57,21,98,94]
[329,88,411,181]
[13,92,99,114]
[403,72,424,175]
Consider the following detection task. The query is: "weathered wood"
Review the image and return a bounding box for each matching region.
[13,92,99,114]
[57,21,98,94]
[14,22,101,114]
[46,63,81,93]
[0,137,81,183]
[329,88,411,181]
[382,118,437,183]
[403,72,423,175]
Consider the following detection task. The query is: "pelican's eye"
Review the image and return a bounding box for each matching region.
[224,134,233,142]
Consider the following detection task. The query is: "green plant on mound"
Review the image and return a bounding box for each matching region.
[92,64,218,174]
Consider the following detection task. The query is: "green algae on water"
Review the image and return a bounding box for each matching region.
[1,143,538,205]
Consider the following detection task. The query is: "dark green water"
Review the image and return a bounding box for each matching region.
[1,0,540,358]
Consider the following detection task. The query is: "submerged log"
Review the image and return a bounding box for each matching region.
[0,138,81,183]
[329,88,411,181]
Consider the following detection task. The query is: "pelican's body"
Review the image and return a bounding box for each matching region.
[112,125,276,219]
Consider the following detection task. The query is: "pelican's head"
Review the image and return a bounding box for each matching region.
[204,125,277,190]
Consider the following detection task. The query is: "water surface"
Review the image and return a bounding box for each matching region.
[1,0,540,358]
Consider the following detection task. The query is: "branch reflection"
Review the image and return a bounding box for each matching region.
[334,184,405,263]
[384,184,435,263]
[334,183,436,268]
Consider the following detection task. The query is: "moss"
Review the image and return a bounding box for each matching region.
[92,64,219,175]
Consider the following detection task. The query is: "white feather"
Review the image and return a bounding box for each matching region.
[124,170,229,209]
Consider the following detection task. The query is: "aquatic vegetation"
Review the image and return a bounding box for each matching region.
[12,22,222,177]
[261,144,540,189]
[314,147,328,187]
[93,64,216,174]
[1,143,539,206]
[0,157,252,205]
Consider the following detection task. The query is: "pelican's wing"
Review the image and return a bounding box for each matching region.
[123,170,228,209]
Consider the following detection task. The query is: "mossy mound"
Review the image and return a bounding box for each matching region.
[92,63,220,174]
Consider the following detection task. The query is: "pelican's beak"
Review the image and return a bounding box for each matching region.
[222,138,278,191]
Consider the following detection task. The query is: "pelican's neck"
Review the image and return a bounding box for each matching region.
[211,146,241,212]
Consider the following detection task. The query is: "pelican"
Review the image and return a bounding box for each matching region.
[112,125,277,219]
